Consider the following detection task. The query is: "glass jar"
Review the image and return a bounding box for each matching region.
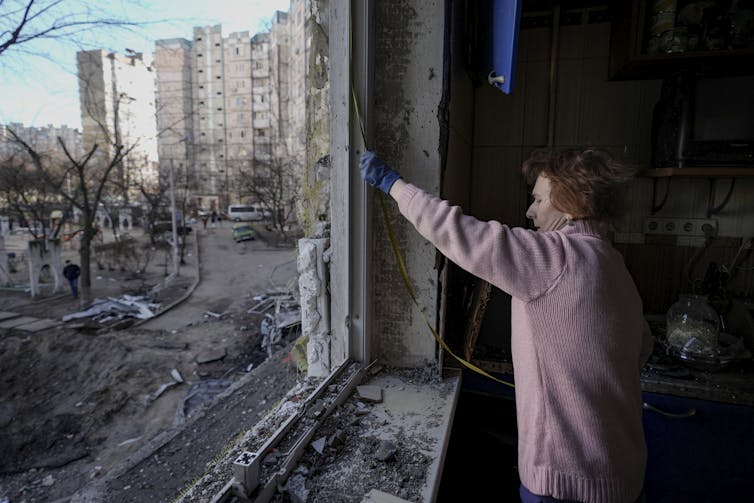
[666,294,720,356]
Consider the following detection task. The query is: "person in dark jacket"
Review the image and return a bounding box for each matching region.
[62,260,81,298]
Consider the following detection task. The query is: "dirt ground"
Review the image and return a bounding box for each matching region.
[0,225,448,503]
[0,227,304,502]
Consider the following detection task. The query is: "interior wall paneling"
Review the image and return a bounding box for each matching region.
[521,59,550,146]
[474,81,525,147]
[471,147,527,224]
[519,26,551,63]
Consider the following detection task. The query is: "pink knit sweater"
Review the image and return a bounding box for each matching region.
[397,183,653,503]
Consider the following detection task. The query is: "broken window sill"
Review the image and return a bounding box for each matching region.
[177,361,461,502]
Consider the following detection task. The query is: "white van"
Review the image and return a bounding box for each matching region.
[227,204,270,222]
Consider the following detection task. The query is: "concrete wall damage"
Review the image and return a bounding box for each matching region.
[369,0,445,367]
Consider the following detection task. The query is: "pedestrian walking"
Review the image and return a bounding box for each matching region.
[62,260,81,298]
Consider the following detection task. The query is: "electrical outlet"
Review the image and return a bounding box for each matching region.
[644,217,717,237]
[613,232,645,244]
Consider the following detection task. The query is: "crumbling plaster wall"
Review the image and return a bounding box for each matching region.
[298,235,331,377]
[371,0,445,367]
[298,0,332,237]
[299,0,336,377]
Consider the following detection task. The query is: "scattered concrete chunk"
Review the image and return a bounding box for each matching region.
[361,489,412,503]
[368,364,385,376]
[147,381,180,404]
[356,385,383,403]
[307,400,326,418]
[195,348,227,364]
[374,440,397,461]
[118,437,141,447]
[171,368,184,383]
[311,436,326,454]
[354,402,370,416]
[0,311,21,321]
[328,429,346,448]
[284,473,309,503]
[262,451,280,466]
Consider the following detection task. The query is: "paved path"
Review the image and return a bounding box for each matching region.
[139,225,298,331]
[0,311,62,332]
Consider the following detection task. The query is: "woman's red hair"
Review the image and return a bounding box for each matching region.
[522,148,636,222]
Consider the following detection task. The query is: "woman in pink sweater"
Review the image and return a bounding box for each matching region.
[360,148,653,503]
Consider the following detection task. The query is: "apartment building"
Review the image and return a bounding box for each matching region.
[269,11,291,161]
[153,38,195,199]
[225,30,254,204]
[178,22,292,212]
[0,123,83,160]
[191,25,229,212]
[152,6,307,214]
[76,49,160,201]
[250,32,273,165]
[288,0,307,163]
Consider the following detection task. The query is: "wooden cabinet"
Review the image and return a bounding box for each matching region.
[642,391,754,501]
[609,1,754,80]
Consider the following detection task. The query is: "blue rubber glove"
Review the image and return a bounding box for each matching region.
[359,150,402,194]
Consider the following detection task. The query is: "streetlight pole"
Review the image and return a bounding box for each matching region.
[169,159,179,277]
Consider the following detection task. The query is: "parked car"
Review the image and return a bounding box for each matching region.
[227,204,271,222]
[232,223,255,242]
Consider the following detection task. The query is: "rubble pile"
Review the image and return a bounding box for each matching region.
[62,294,159,324]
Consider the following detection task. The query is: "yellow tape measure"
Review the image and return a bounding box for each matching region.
[351,87,514,389]
[377,193,514,388]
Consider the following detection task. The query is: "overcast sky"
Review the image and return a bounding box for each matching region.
[0,0,290,130]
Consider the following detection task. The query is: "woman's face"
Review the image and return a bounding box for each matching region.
[525,175,569,231]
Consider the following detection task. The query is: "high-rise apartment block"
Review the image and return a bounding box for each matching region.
[250,32,273,163]
[269,11,290,160]
[0,123,83,160]
[4,4,312,221]
[153,5,304,213]
[288,0,307,163]
[153,38,195,196]
[76,49,160,199]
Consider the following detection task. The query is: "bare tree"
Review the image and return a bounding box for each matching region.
[0,0,140,58]
[7,127,134,300]
[0,150,64,241]
[236,153,300,239]
[138,173,170,245]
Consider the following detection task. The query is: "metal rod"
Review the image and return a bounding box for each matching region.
[169,158,179,277]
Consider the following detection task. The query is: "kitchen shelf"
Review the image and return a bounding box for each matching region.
[640,167,753,215]
[643,167,754,178]
[609,1,754,80]
[611,49,754,81]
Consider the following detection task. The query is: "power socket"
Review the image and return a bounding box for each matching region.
[644,217,717,237]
